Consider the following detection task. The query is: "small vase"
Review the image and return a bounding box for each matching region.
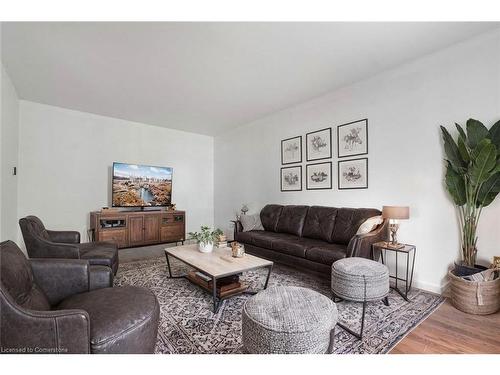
[198,242,213,253]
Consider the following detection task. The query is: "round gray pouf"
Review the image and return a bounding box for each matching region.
[331,257,389,302]
[242,286,338,354]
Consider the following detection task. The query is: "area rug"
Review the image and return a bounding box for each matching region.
[115,256,444,354]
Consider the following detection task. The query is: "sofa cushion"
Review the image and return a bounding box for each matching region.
[273,237,330,259]
[260,205,284,232]
[235,230,261,245]
[276,205,309,237]
[306,243,347,265]
[57,286,159,353]
[302,206,338,242]
[78,242,118,272]
[331,208,381,245]
[240,214,264,231]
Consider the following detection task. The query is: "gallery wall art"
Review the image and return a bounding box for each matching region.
[281,136,302,164]
[337,119,368,158]
[338,158,368,190]
[306,128,332,161]
[306,162,332,190]
[281,166,302,191]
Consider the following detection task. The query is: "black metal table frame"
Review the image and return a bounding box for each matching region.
[164,250,273,313]
[372,244,416,302]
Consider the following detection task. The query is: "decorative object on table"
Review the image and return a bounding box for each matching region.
[242,286,338,353]
[306,162,332,190]
[372,242,416,302]
[306,127,332,161]
[231,242,245,258]
[281,135,302,165]
[239,213,264,231]
[337,119,368,158]
[240,204,249,215]
[170,203,177,211]
[280,165,302,191]
[215,234,228,248]
[493,256,500,269]
[381,206,410,249]
[440,119,500,315]
[188,226,224,253]
[338,158,368,189]
[331,257,389,340]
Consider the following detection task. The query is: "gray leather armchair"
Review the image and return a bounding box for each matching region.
[0,240,160,354]
[19,215,119,275]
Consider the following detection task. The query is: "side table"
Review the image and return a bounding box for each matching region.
[371,242,416,301]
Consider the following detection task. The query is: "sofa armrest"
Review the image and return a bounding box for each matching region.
[47,230,81,244]
[231,220,243,240]
[346,220,389,259]
[30,259,90,305]
[35,237,81,259]
[0,288,90,354]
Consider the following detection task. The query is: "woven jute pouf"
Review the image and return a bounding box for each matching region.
[242,286,338,354]
[331,257,389,302]
[448,270,500,315]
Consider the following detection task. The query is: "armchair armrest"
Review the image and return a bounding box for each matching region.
[35,237,80,259]
[47,230,81,244]
[0,289,90,353]
[346,220,389,259]
[30,259,90,305]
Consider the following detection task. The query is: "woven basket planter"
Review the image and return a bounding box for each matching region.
[448,270,500,315]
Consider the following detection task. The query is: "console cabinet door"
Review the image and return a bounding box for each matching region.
[129,216,144,246]
[143,215,160,244]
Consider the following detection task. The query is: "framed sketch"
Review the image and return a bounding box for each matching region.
[338,158,368,190]
[337,119,368,158]
[281,136,302,165]
[306,128,332,161]
[281,166,302,192]
[306,162,332,190]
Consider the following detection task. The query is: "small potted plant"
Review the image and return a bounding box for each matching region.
[188,226,223,253]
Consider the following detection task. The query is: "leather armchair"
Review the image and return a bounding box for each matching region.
[0,240,160,354]
[19,215,119,275]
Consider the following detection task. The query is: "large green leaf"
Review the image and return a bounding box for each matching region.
[466,118,489,148]
[457,135,470,163]
[488,119,500,154]
[441,126,466,172]
[455,123,467,140]
[477,172,500,207]
[469,139,497,185]
[445,162,466,205]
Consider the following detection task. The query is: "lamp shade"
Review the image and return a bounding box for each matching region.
[382,206,409,220]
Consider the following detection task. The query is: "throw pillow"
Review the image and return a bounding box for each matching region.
[356,215,383,235]
[240,214,264,232]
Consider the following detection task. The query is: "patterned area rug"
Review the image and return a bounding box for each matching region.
[115,256,444,354]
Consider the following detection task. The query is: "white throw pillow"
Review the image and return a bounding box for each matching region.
[240,214,264,232]
[356,216,383,235]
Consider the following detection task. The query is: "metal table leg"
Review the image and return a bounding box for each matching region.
[264,264,273,289]
[212,276,219,313]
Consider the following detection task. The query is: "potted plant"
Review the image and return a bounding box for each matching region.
[441,119,500,314]
[188,226,223,253]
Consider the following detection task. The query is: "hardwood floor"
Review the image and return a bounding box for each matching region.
[391,299,500,354]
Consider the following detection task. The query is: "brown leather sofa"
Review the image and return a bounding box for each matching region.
[0,240,159,354]
[19,215,119,275]
[235,205,388,276]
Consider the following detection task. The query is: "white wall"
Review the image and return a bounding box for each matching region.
[1,63,19,242]
[18,101,214,246]
[214,29,500,293]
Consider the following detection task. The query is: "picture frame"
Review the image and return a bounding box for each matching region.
[280,165,302,192]
[306,162,332,190]
[337,119,368,158]
[306,127,332,161]
[281,136,302,165]
[338,158,368,190]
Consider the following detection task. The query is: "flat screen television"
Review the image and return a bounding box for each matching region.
[112,162,173,207]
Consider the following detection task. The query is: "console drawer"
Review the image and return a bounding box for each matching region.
[161,226,184,242]
[99,229,128,248]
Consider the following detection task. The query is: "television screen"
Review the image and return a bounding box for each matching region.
[112,162,173,207]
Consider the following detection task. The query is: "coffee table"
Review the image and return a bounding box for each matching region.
[164,244,273,313]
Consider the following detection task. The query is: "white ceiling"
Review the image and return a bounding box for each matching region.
[2,22,498,136]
